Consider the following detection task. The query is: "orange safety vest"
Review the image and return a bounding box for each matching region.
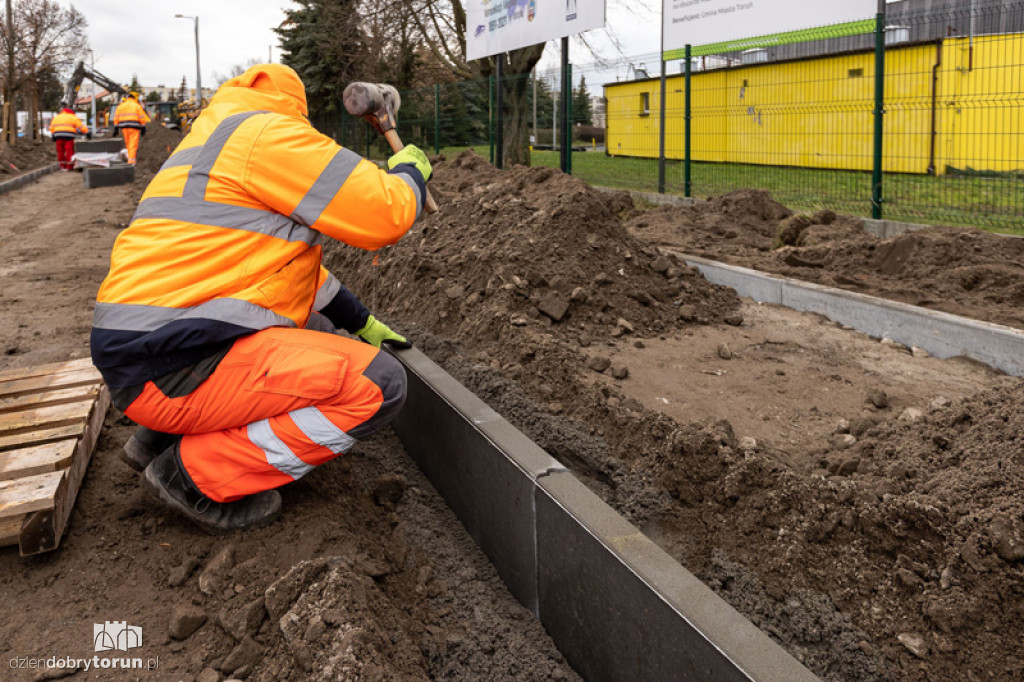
[91,64,425,389]
[112,98,151,128]
[49,111,88,139]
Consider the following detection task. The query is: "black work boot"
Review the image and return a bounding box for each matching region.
[121,427,181,471]
[142,444,282,535]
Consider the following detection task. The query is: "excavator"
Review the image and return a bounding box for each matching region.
[63,61,128,132]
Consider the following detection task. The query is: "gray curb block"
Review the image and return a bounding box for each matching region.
[676,253,1024,377]
[390,347,820,682]
[0,164,59,195]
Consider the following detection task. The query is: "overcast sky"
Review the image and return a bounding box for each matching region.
[71,0,657,93]
[72,0,288,89]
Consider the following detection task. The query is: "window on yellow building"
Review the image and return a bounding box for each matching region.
[640,92,650,116]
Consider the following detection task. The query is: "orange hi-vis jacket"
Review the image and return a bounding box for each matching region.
[112,97,150,128]
[91,64,425,390]
[49,110,88,139]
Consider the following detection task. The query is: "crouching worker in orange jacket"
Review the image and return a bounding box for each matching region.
[112,92,150,164]
[90,64,431,534]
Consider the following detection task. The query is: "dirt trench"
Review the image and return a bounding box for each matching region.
[324,151,1024,682]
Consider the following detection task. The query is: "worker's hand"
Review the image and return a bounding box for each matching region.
[387,145,432,182]
[355,315,412,349]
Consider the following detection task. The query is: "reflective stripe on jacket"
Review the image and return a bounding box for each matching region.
[91,64,424,389]
[112,98,150,128]
[49,112,88,139]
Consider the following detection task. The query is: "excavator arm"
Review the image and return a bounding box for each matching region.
[63,61,128,107]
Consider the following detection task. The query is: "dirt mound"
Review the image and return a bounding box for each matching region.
[135,122,182,180]
[321,161,1024,680]
[325,151,740,353]
[774,226,1024,326]
[708,381,1024,682]
[626,190,1024,328]
[0,138,54,177]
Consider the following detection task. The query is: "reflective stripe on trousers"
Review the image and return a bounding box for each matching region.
[122,327,407,502]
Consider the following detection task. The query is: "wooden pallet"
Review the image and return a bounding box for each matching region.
[0,357,109,555]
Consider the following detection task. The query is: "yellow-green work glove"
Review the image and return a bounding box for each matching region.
[355,315,412,349]
[387,145,432,182]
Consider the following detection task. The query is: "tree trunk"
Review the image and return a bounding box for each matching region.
[26,77,37,140]
[497,44,544,167]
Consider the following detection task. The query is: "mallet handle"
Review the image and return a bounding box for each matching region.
[382,129,438,214]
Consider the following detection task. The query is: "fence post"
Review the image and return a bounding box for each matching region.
[871,0,886,219]
[489,75,495,165]
[684,44,692,198]
[434,84,441,155]
[658,57,666,194]
[561,36,570,173]
[567,63,573,175]
[496,58,504,170]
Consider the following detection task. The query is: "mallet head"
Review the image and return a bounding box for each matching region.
[343,81,402,134]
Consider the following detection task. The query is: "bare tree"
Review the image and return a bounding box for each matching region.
[8,0,88,139]
[398,0,544,165]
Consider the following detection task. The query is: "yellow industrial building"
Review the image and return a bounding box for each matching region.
[604,34,1023,175]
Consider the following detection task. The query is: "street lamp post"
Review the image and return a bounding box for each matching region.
[89,51,97,130]
[174,14,202,104]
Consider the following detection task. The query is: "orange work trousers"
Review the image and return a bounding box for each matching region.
[123,327,406,502]
[122,128,140,164]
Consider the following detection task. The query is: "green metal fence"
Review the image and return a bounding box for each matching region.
[331,1,1023,234]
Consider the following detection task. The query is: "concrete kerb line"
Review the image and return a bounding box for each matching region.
[674,252,1024,377]
[0,164,59,196]
[388,346,820,681]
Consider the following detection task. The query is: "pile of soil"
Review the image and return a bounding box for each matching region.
[324,150,739,381]
[0,138,55,177]
[135,122,182,180]
[628,189,1024,328]
[324,153,1024,681]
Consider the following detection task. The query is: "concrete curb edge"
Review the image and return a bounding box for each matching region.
[677,253,1024,377]
[0,164,59,196]
[389,346,820,682]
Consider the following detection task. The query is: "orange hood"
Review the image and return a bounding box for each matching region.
[213,63,308,117]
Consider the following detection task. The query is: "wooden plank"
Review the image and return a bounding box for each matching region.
[0,470,65,518]
[0,400,95,438]
[0,384,101,415]
[0,357,96,383]
[0,368,102,400]
[0,440,77,481]
[0,424,84,452]
[20,385,110,555]
[0,514,24,547]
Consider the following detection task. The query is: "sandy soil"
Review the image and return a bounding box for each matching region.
[325,151,1024,682]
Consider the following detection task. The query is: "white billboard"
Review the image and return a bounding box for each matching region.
[467,0,606,61]
[663,0,877,59]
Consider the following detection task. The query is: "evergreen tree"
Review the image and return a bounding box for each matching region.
[572,76,593,126]
[526,76,555,130]
[274,0,365,132]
